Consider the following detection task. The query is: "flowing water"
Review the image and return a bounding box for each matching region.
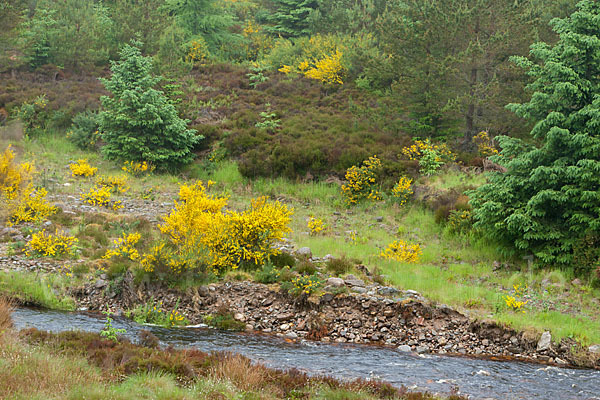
[11,308,600,400]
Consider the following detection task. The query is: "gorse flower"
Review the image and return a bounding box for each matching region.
[473,131,498,157]
[95,175,129,193]
[9,185,56,226]
[503,295,527,313]
[80,185,123,210]
[380,240,422,263]
[308,216,324,235]
[341,155,382,205]
[26,229,78,257]
[103,232,141,261]
[70,159,98,177]
[159,181,293,274]
[1,145,33,200]
[122,161,155,176]
[401,139,455,176]
[391,177,413,206]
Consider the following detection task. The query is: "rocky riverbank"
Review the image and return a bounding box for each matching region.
[70,272,600,369]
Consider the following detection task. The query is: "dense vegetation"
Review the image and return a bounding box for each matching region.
[1,0,600,380]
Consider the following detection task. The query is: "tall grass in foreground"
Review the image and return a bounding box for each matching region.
[0,297,13,331]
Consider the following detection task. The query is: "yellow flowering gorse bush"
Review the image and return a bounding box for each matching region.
[80,185,123,210]
[341,155,382,205]
[70,159,98,177]
[380,240,422,263]
[291,274,321,295]
[473,131,498,157]
[95,175,129,193]
[391,177,413,206]
[186,38,211,64]
[122,161,155,176]
[26,229,78,257]
[503,295,528,313]
[103,232,141,261]
[159,181,293,274]
[302,50,345,85]
[1,145,33,200]
[9,185,56,225]
[308,217,324,235]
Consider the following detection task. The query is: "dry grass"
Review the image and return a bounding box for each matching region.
[0,296,13,331]
[0,335,102,399]
[209,353,271,392]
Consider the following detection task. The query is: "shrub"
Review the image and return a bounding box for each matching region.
[325,256,355,275]
[288,273,322,296]
[380,240,422,263]
[127,300,188,327]
[270,252,296,268]
[473,131,498,158]
[80,185,123,210]
[103,232,141,261]
[294,259,318,276]
[159,181,293,274]
[99,42,200,171]
[68,110,101,151]
[69,159,98,177]
[401,139,455,176]
[25,229,78,258]
[391,176,413,206]
[8,185,56,226]
[121,161,155,176]
[17,95,48,137]
[0,145,32,200]
[446,209,473,235]
[341,155,382,205]
[307,216,324,235]
[95,175,129,194]
[254,262,279,284]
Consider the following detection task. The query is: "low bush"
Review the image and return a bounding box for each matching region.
[159,181,293,275]
[326,256,355,275]
[380,240,422,263]
[68,109,101,150]
[25,229,78,258]
[341,155,382,205]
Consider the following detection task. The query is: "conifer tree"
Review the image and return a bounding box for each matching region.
[267,0,318,38]
[470,0,600,271]
[99,42,200,171]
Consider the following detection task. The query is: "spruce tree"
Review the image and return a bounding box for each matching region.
[99,42,200,171]
[470,0,600,272]
[267,0,318,38]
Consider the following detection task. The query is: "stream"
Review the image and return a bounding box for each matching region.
[11,307,600,400]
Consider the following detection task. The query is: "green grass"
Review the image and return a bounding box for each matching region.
[5,133,600,350]
[0,271,75,310]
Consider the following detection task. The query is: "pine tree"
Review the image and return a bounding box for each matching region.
[99,42,200,171]
[470,0,600,271]
[267,0,318,38]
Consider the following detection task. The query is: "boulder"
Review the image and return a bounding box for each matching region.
[588,344,600,354]
[397,345,412,352]
[296,247,312,258]
[326,277,345,287]
[537,331,552,351]
[344,274,365,287]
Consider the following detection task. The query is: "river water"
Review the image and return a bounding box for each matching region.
[11,307,600,400]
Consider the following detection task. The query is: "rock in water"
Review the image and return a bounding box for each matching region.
[537,331,552,351]
[397,345,412,352]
